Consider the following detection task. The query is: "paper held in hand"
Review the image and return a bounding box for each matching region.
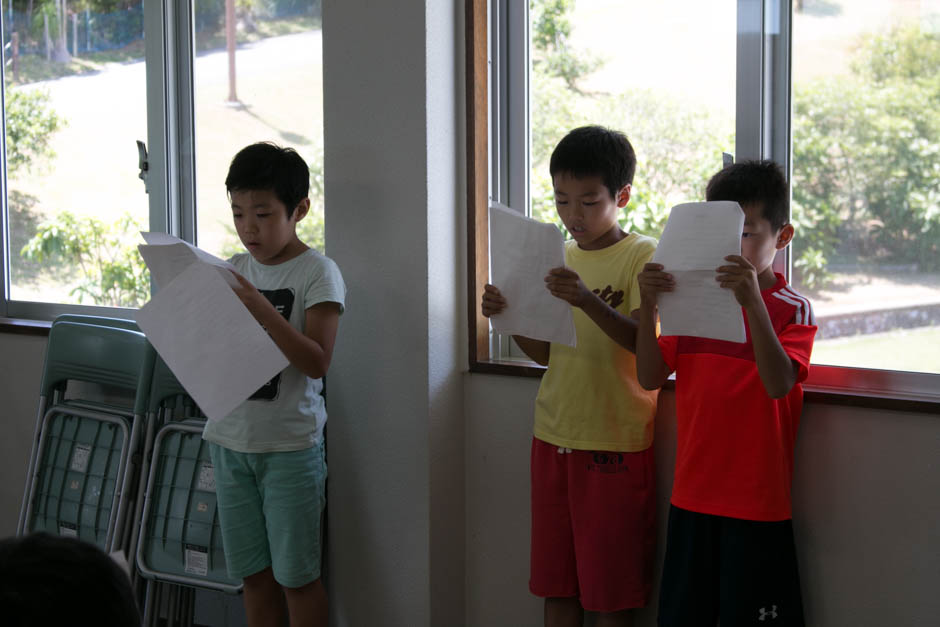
[651,201,747,343]
[488,204,576,347]
[137,231,240,289]
[134,233,289,421]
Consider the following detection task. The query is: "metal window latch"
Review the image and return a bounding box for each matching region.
[723,152,734,168]
[137,140,150,193]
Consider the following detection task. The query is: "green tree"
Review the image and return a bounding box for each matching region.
[528,0,732,242]
[5,86,65,286]
[297,153,325,251]
[791,24,940,287]
[529,0,601,92]
[4,88,63,175]
[20,211,150,307]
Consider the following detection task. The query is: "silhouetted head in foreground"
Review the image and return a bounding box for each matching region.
[0,532,140,627]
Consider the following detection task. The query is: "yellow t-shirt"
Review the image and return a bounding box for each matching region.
[533,233,659,452]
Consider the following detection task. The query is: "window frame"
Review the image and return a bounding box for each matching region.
[0,0,197,322]
[466,0,940,411]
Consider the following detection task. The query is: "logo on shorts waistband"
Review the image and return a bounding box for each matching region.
[758,605,778,621]
[587,452,629,473]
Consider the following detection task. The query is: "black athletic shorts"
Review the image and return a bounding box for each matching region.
[657,505,805,627]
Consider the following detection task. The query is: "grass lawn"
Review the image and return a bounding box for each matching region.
[812,325,940,374]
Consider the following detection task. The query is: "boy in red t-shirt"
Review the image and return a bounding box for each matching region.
[636,160,817,626]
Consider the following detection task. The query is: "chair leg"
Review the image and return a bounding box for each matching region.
[16,398,49,535]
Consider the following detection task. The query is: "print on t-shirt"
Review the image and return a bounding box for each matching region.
[248,287,295,401]
[593,284,624,309]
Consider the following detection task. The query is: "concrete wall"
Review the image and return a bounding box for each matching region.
[464,375,940,627]
[321,1,463,625]
[0,333,46,536]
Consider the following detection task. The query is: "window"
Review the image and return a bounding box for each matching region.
[2,2,151,317]
[790,2,940,376]
[470,0,763,370]
[192,0,324,259]
[1,1,325,321]
[469,0,940,405]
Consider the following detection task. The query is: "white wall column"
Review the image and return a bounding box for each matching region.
[322,1,464,624]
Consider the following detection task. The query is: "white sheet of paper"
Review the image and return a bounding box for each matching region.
[488,204,576,347]
[135,262,289,421]
[139,232,239,289]
[652,201,746,343]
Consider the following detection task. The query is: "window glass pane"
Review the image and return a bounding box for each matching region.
[193,0,323,259]
[791,1,940,374]
[528,0,736,238]
[3,2,149,308]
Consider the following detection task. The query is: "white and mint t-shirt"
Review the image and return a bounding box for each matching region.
[202,249,346,453]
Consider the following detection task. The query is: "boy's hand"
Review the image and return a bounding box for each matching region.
[716,255,761,308]
[481,284,507,318]
[637,262,674,306]
[229,270,276,320]
[545,267,590,308]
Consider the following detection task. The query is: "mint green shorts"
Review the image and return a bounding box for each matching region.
[207,441,326,588]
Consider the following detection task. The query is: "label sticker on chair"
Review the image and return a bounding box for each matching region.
[197,462,215,491]
[59,523,78,537]
[70,444,92,473]
[184,544,209,577]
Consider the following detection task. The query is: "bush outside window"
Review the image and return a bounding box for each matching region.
[1,0,324,314]
[520,0,939,376]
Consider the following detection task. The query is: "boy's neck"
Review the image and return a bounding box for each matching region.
[255,237,309,265]
[577,226,629,250]
[757,266,778,291]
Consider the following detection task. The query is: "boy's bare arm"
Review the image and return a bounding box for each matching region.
[510,335,551,365]
[743,300,798,398]
[230,271,341,379]
[717,255,797,398]
[545,267,639,351]
[482,284,551,365]
[635,263,674,389]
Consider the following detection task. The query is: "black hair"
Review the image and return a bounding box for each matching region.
[549,125,637,199]
[0,532,140,626]
[705,159,789,231]
[225,142,310,217]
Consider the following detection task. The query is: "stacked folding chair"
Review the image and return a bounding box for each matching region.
[17,315,155,556]
[135,356,242,627]
[17,315,241,626]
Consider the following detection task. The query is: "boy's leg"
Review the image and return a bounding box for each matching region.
[657,506,720,627]
[595,609,634,627]
[284,577,328,626]
[530,438,582,627]
[243,566,287,627]
[568,447,656,617]
[209,444,283,624]
[258,443,328,626]
[717,517,805,627]
[545,597,583,627]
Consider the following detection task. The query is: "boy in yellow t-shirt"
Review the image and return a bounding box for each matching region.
[482,126,658,627]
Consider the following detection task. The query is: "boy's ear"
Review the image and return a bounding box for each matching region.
[775,223,795,250]
[292,198,311,222]
[616,184,631,208]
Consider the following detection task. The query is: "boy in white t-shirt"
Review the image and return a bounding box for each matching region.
[203,142,345,627]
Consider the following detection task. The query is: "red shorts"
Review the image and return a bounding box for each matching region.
[530,437,656,612]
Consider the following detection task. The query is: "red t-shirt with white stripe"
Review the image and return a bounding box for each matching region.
[658,273,817,521]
